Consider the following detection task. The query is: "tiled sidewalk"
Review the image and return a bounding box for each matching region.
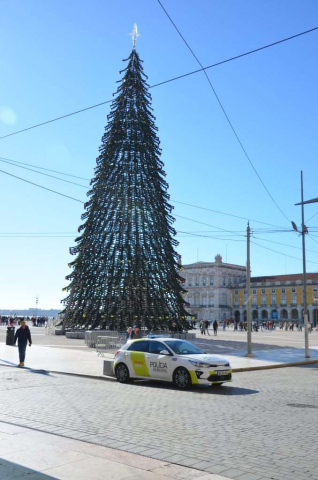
[0,421,230,480]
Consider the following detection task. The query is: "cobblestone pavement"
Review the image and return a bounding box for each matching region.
[0,365,318,480]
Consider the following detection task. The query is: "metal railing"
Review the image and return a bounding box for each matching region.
[97,335,126,356]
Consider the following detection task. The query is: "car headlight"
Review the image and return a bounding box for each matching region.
[189,360,211,368]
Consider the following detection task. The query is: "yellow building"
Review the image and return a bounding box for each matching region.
[231,273,318,325]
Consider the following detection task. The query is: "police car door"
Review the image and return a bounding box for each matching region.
[145,341,172,380]
[127,340,151,378]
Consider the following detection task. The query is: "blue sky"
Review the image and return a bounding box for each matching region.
[0,0,318,309]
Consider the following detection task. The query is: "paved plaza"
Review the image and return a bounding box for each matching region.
[1,327,318,479]
[0,362,318,479]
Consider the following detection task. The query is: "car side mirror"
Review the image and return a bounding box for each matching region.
[160,350,170,355]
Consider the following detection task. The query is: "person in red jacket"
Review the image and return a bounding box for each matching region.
[14,320,32,367]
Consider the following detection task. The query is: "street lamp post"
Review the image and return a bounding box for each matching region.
[292,170,318,358]
[245,222,254,357]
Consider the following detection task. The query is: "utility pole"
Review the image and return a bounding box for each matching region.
[246,222,253,357]
[293,170,317,358]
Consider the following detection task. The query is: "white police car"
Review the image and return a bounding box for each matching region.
[114,337,232,389]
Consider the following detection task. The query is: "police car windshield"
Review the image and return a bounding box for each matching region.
[165,340,203,355]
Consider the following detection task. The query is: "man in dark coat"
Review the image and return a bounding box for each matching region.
[14,320,32,367]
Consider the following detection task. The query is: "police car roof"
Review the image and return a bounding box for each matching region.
[132,337,185,342]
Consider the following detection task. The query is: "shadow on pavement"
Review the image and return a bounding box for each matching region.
[0,456,58,478]
[128,380,259,395]
[0,360,53,376]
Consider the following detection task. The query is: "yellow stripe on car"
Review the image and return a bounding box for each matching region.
[189,371,199,385]
[130,352,150,377]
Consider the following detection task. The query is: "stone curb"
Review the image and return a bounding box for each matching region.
[232,358,318,372]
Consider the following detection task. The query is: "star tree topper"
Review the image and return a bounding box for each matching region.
[129,23,141,48]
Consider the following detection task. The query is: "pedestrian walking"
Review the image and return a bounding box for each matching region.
[201,320,206,335]
[223,321,226,331]
[205,319,210,336]
[14,320,32,367]
[213,320,218,336]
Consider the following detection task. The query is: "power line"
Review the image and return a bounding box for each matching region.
[0,236,75,238]
[0,26,317,141]
[0,157,88,189]
[157,0,290,223]
[251,240,318,265]
[171,199,287,229]
[178,229,318,255]
[1,155,289,229]
[306,210,318,223]
[0,169,84,204]
[0,156,90,181]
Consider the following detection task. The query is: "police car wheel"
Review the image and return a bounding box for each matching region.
[115,363,130,383]
[173,367,191,389]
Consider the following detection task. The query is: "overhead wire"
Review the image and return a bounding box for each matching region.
[157,0,290,223]
[0,169,84,204]
[0,156,90,181]
[0,26,317,141]
[0,155,290,230]
[0,157,89,189]
[251,240,318,265]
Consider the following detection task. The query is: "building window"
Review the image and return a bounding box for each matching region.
[262,289,265,294]
[243,294,247,306]
[195,277,199,286]
[292,288,296,293]
[314,288,318,292]
[252,296,257,306]
[253,289,256,294]
[271,295,276,306]
[202,277,206,286]
[188,277,192,286]
[194,296,199,306]
[262,295,266,305]
[209,296,214,307]
[235,290,238,294]
[202,296,207,307]
[210,276,214,285]
[281,295,286,305]
[223,277,226,286]
[271,289,276,293]
[291,293,296,305]
[282,288,286,293]
[244,290,247,294]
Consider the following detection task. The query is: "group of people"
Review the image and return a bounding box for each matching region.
[1,316,48,327]
[199,319,219,336]
[279,321,314,332]
[125,326,142,341]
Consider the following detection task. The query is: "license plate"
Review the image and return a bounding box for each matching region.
[217,370,229,376]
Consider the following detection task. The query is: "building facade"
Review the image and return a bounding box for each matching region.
[232,273,318,325]
[181,255,247,321]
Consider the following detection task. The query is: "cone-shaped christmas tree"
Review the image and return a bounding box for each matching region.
[61,47,189,331]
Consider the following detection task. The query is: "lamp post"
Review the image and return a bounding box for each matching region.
[293,171,318,358]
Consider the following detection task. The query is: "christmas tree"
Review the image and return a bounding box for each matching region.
[62,38,189,331]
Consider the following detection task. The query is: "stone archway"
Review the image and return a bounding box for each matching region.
[261,310,268,320]
[292,309,298,320]
[252,310,258,319]
[234,310,240,321]
[281,309,288,319]
[243,310,247,321]
[271,309,278,320]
